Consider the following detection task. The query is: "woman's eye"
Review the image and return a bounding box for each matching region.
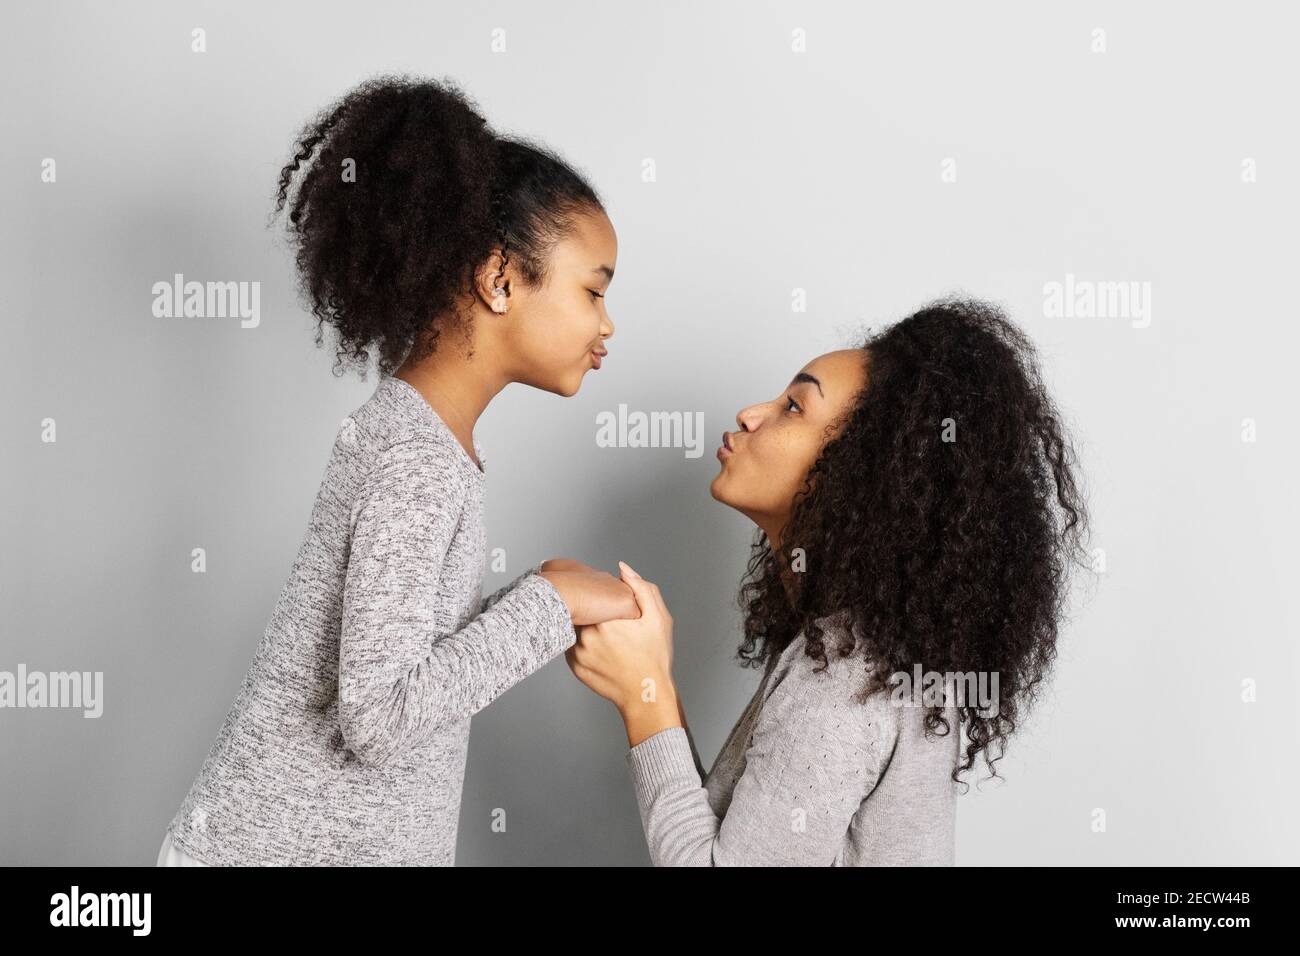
[785,396,801,413]
[589,289,604,300]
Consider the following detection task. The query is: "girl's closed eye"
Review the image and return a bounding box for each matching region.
[589,289,604,300]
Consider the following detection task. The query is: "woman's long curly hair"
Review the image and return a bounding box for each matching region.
[269,73,603,377]
[737,296,1090,788]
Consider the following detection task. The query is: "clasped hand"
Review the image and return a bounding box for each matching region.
[540,558,675,714]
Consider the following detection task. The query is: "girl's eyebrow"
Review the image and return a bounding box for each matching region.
[790,372,824,397]
[591,265,614,282]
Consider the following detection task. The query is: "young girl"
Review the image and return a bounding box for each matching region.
[567,298,1090,865]
[157,74,634,866]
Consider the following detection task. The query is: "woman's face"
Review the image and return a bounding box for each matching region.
[711,349,868,533]
[498,206,618,396]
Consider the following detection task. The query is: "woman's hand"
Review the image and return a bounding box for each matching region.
[539,566,640,625]
[565,563,680,745]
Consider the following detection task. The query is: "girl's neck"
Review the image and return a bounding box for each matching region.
[393,328,508,466]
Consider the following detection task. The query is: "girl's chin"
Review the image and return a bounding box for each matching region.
[549,371,585,397]
[540,353,602,397]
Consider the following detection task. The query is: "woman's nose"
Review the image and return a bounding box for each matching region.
[736,404,763,431]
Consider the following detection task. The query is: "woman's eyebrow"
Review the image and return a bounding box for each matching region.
[591,265,614,283]
[791,372,824,397]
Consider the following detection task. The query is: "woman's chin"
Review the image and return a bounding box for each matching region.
[709,472,735,507]
[710,478,765,529]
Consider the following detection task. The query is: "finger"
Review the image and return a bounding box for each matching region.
[626,564,669,622]
[569,661,595,686]
[569,642,590,669]
[573,624,608,657]
[647,581,671,620]
[617,562,661,619]
[641,578,663,607]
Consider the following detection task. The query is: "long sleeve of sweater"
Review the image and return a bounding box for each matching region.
[482,566,546,615]
[625,651,899,866]
[337,437,574,768]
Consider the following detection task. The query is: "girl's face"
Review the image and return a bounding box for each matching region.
[498,207,618,396]
[711,349,868,533]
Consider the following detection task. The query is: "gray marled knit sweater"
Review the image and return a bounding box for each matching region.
[627,626,961,865]
[164,375,574,866]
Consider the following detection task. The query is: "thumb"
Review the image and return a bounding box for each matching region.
[617,561,656,613]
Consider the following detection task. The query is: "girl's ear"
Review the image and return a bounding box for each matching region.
[474,252,511,314]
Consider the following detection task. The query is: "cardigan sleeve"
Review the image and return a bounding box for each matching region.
[337,438,574,768]
[625,655,898,866]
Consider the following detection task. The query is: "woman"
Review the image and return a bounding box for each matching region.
[157,74,635,866]
[567,297,1089,865]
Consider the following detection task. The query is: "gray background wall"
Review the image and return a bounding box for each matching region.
[2,0,1297,865]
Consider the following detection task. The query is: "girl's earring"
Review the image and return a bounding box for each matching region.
[491,288,508,314]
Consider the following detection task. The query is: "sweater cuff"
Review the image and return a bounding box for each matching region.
[626,726,703,809]
[493,564,577,655]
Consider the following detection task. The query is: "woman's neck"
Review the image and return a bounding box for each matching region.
[759,525,802,606]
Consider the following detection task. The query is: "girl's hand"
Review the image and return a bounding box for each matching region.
[539,568,640,625]
[565,562,675,716]
[539,557,596,574]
